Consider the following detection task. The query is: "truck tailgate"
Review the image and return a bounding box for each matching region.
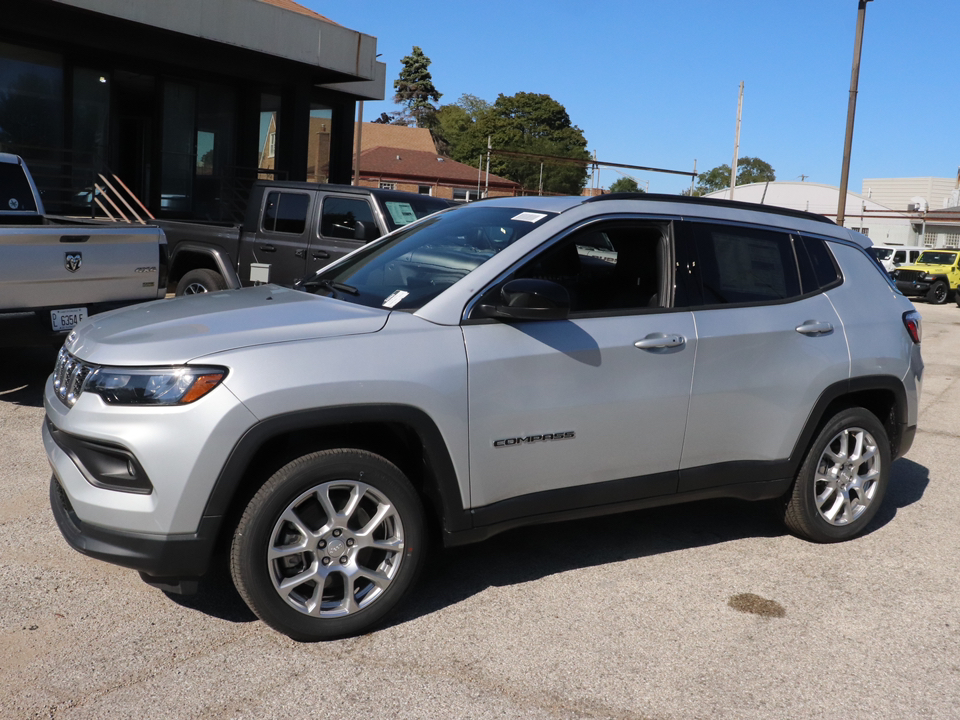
[0,225,164,311]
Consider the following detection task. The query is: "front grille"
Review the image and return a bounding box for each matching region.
[53,348,95,407]
[895,269,922,283]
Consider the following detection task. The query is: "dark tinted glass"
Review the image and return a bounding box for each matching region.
[794,236,819,294]
[321,197,376,239]
[0,163,38,212]
[262,191,310,234]
[688,223,801,305]
[801,236,840,288]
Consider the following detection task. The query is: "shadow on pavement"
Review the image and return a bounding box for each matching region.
[164,457,931,632]
[164,558,257,624]
[867,456,930,532]
[0,345,60,408]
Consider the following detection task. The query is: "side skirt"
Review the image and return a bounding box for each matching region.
[444,475,792,547]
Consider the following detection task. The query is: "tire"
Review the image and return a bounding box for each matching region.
[176,268,226,296]
[230,449,426,641]
[782,408,890,543]
[926,280,949,305]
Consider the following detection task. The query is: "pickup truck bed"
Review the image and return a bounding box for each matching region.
[0,154,167,345]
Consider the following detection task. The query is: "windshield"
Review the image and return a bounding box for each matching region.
[867,247,893,261]
[378,194,454,231]
[303,205,555,311]
[917,251,957,265]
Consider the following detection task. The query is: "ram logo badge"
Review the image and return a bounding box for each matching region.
[494,431,575,447]
[64,253,82,273]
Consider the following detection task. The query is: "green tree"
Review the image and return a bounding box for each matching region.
[443,92,590,195]
[693,156,776,195]
[608,177,644,194]
[393,46,442,128]
[434,95,490,157]
[735,156,776,185]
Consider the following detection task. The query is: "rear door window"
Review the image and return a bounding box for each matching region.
[679,222,801,306]
[261,192,309,235]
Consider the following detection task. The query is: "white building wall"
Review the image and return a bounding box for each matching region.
[861,177,958,211]
[704,181,918,245]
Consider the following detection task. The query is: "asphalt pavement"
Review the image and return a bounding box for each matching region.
[2,303,958,719]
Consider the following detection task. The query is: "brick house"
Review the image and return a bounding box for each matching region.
[347,123,520,201]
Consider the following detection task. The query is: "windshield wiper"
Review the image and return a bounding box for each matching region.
[301,278,360,296]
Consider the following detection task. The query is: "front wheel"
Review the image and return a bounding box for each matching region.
[782,408,890,543]
[176,268,226,296]
[230,449,426,641]
[927,280,949,304]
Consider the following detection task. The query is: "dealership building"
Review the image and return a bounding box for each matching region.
[1,0,384,219]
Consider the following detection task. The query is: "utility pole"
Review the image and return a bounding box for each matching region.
[837,0,873,226]
[729,82,743,200]
[484,136,491,198]
[353,100,364,186]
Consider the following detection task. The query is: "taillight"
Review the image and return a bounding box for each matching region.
[903,310,922,344]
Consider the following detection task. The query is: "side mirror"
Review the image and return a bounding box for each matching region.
[354,221,381,243]
[477,278,570,321]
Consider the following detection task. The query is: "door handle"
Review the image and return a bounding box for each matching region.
[634,334,685,349]
[259,244,276,253]
[312,250,330,260]
[795,320,833,336]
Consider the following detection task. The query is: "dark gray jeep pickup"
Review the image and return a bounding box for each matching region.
[159,182,454,295]
[0,154,167,345]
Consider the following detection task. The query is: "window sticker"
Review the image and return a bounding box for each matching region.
[382,290,409,308]
[511,212,547,223]
[385,201,419,226]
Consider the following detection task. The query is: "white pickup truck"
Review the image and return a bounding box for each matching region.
[0,154,167,345]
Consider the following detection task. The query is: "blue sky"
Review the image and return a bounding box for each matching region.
[306,1,960,194]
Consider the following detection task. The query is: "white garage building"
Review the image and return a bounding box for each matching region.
[703,181,915,246]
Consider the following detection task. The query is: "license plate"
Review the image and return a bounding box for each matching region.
[50,307,87,332]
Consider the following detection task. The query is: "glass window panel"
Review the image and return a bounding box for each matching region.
[160,81,196,214]
[320,197,376,239]
[307,104,332,182]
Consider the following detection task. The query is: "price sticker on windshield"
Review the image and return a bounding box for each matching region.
[511,212,547,223]
[382,290,409,308]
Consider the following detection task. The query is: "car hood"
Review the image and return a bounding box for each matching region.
[65,285,389,366]
[897,263,951,274]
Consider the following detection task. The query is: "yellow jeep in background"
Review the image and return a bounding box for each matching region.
[892,249,960,305]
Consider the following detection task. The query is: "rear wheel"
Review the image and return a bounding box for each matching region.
[927,280,949,304]
[782,408,890,543]
[230,449,426,641]
[176,268,226,296]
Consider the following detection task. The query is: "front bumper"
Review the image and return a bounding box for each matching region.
[49,474,217,590]
[895,280,932,297]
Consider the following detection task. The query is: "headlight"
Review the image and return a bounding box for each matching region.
[84,366,227,405]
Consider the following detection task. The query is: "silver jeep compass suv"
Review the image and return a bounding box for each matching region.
[44,194,923,641]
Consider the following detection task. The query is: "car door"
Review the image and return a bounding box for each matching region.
[462,221,696,519]
[238,190,309,285]
[674,220,850,491]
[307,194,382,274]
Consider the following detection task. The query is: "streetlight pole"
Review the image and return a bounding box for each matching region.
[837,0,873,226]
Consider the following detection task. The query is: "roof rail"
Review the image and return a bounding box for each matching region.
[583,192,836,226]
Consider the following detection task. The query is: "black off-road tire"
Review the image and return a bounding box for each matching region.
[230,449,427,641]
[926,280,949,305]
[176,268,227,296]
[782,408,890,543]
